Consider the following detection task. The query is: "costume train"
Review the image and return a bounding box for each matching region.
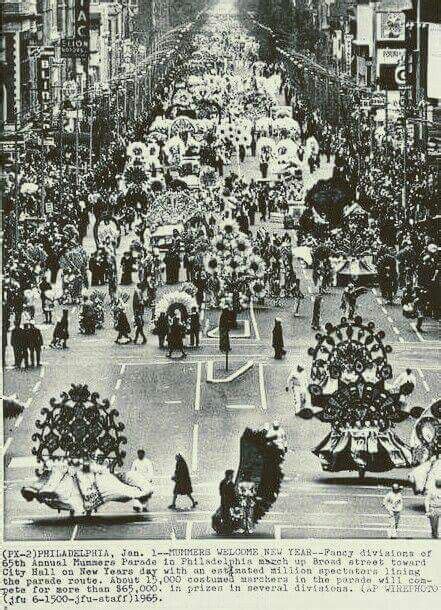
[212,425,286,535]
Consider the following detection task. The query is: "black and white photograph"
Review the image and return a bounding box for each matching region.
[1,0,440,544]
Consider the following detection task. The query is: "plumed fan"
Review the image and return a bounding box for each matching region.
[3,396,25,419]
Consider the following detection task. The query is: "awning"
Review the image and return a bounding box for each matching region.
[378,0,413,11]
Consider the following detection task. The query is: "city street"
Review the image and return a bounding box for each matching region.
[4,195,440,540]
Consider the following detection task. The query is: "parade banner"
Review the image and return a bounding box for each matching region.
[37,47,55,133]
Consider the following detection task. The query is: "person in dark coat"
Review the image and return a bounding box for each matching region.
[219,307,232,352]
[132,284,145,317]
[89,250,106,286]
[260,160,269,180]
[248,201,257,226]
[154,312,169,349]
[239,143,246,163]
[2,306,9,366]
[164,249,181,284]
[11,324,25,368]
[120,252,134,286]
[250,132,257,157]
[50,310,69,349]
[169,454,197,509]
[311,293,323,330]
[237,209,249,234]
[166,315,187,358]
[189,306,201,348]
[28,320,43,367]
[115,307,132,344]
[258,188,267,222]
[272,318,286,360]
[22,323,32,369]
[194,272,206,311]
[219,469,236,532]
[80,296,96,335]
[134,308,147,345]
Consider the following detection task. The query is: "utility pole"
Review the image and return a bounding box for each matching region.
[39,129,46,218]
[403,112,408,219]
[59,87,64,213]
[75,96,80,200]
[415,0,421,106]
[13,106,20,246]
[89,101,94,169]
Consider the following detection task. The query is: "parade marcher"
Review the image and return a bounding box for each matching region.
[194,271,206,311]
[120,251,135,286]
[272,318,286,360]
[266,421,288,454]
[425,479,441,539]
[413,292,425,332]
[189,307,201,348]
[286,365,308,413]
[154,312,169,349]
[41,285,55,324]
[23,288,36,322]
[383,483,403,539]
[219,469,236,533]
[51,310,69,349]
[167,315,187,358]
[341,283,356,319]
[133,285,147,345]
[22,322,32,369]
[237,471,257,534]
[169,454,197,510]
[11,324,25,369]
[311,292,322,331]
[80,296,96,335]
[292,279,304,317]
[131,449,154,513]
[133,284,145,317]
[392,368,416,398]
[164,247,181,285]
[134,308,147,345]
[28,320,43,367]
[239,143,246,163]
[250,131,257,157]
[115,305,132,344]
[2,306,9,367]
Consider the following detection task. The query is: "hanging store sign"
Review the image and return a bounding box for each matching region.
[371,91,387,108]
[427,24,441,100]
[344,34,353,75]
[61,0,90,59]
[37,47,55,133]
[377,48,406,91]
[376,12,406,42]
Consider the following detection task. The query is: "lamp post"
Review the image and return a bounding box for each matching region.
[13,104,20,246]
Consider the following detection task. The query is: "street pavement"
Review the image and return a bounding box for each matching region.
[3,124,440,542]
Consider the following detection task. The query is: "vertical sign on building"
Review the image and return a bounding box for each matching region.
[344,34,353,76]
[37,47,55,133]
[61,0,90,58]
[75,0,90,60]
[427,23,441,100]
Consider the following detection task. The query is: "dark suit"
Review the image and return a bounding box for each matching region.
[220,478,236,530]
[11,328,25,368]
[29,326,43,366]
[189,312,200,347]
